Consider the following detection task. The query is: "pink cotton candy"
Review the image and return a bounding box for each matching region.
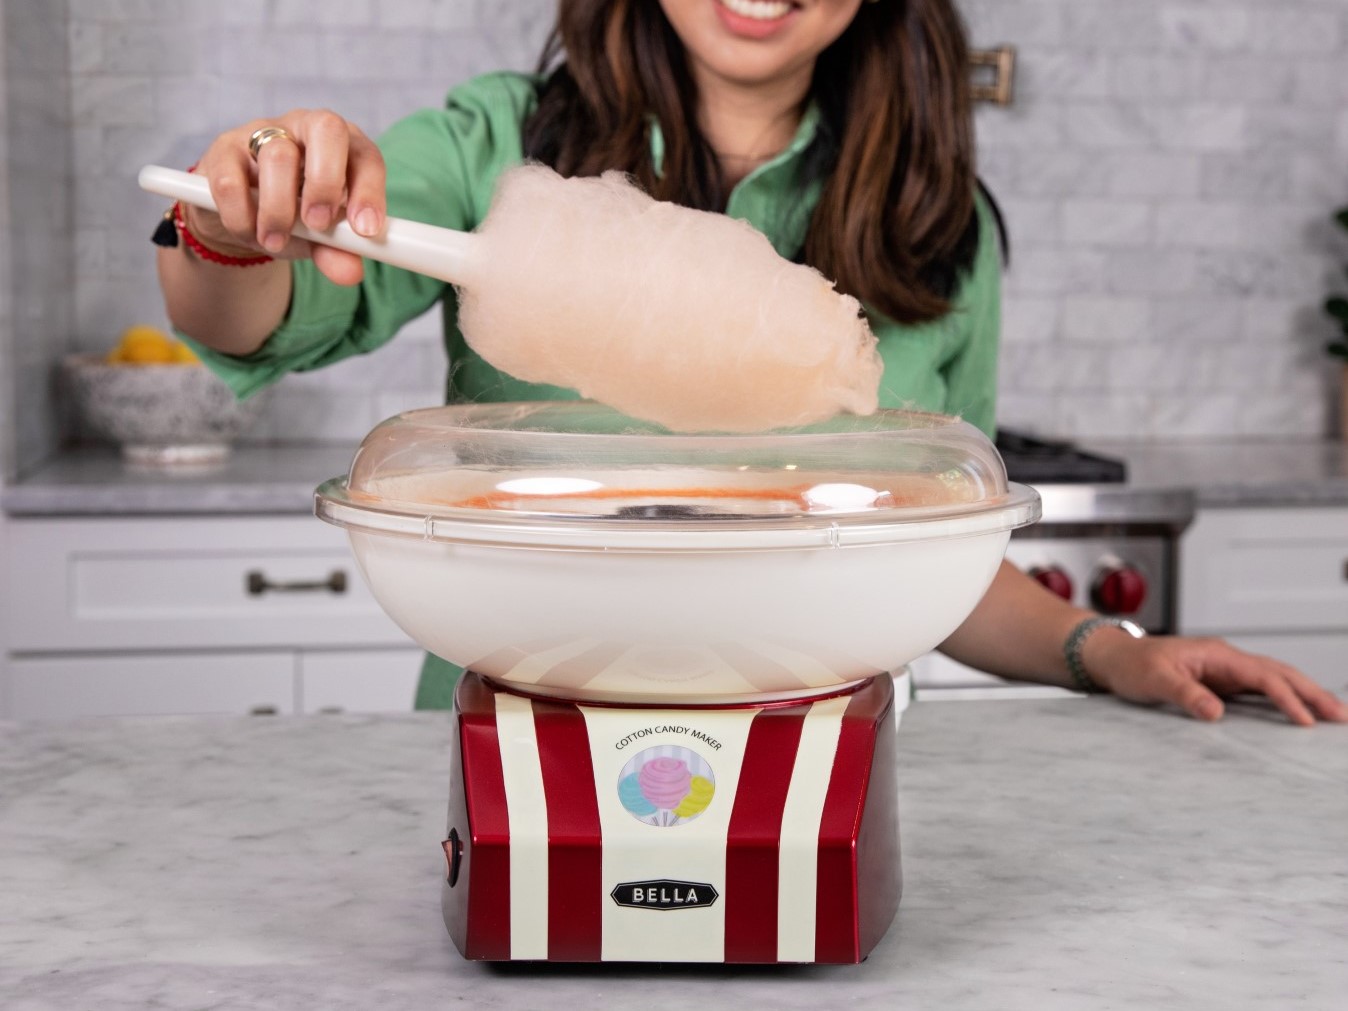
[455,165,883,433]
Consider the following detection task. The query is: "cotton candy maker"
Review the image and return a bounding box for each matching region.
[315,402,1039,963]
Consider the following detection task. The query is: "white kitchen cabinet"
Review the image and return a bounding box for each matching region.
[298,648,424,713]
[1,515,424,719]
[5,652,296,720]
[1179,507,1348,691]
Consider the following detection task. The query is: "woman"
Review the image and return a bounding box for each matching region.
[156,0,1344,725]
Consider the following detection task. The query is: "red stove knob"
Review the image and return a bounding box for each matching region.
[1092,563,1147,615]
[1029,565,1074,601]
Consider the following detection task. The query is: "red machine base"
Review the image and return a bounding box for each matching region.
[440,671,900,963]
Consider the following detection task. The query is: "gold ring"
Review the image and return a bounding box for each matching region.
[248,126,296,160]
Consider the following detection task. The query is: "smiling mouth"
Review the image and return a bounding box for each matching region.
[716,0,800,23]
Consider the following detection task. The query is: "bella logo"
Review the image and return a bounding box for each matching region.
[611,880,719,911]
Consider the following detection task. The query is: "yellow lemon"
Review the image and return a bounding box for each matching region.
[111,325,176,365]
[171,341,201,365]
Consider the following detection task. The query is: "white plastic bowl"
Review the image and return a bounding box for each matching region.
[315,403,1039,703]
[338,519,1013,703]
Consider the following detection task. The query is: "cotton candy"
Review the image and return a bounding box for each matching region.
[455,165,883,433]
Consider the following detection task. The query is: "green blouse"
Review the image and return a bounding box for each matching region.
[188,70,1002,438]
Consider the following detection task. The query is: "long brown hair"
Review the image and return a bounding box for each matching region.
[523,0,982,325]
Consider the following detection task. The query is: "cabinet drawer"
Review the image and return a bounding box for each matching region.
[1180,508,1348,634]
[299,648,423,714]
[3,652,295,720]
[3,516,412,653]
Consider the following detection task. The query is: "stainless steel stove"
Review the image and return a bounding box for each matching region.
[913,430,1194,694]
[996,430,1194,636]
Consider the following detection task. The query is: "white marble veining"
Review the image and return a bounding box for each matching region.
[0,699,1344,1010]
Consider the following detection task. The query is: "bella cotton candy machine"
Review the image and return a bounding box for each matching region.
[315,402,1039,964]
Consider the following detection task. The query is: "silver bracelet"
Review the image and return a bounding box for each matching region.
[1064,616,1146,694]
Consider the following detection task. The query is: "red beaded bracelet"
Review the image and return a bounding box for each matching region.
[171,201,274,267]
[149,164,274,267]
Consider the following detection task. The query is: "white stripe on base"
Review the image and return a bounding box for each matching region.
[494,692,549,960]
[776,695,851,962]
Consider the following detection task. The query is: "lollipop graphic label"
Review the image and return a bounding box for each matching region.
[617,746,716,827]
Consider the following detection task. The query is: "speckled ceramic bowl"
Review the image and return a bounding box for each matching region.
[63,354,269,466]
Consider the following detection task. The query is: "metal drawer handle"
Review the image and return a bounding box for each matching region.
[246,569,348,596]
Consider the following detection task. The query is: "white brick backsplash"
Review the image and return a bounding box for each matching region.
[1066,5,1162,49]
[1248,8,1343,55]
[998,197,1060,245]
[1062,200,1151,246]
[1144,104,1246,152]
[1158,7,1250,52]
[72,75,154,126]
[217,27,323,78]
[1202,57,1297,103]
[275,0,373,27]
[1292,60,1348,108]
[1001,297,1060,344]
[1105,342,1214,394]
[1055,393,1154,438]
[1006,148,1112,198]
[1109,152,1201,198]
[1111,54,1204,100]
[1153,298,1245,344]
[377,1,480,31]
[1061,296,1152,344]
[1149,392,1245,438]
[1153,202,1246,249]
[1200,152,1293,200]
[1006,246,1109,296]
[1249,106,1339,152]
[1019,51,1112,101]
[1000,343,1113,392]
[1104,250,1201,297]
[1064,103,1152,150]
[960,1,1067,46]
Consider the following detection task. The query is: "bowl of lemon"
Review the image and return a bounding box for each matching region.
[63,325,270,466]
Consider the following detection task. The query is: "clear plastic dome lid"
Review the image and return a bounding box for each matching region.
[315,402,1040,549]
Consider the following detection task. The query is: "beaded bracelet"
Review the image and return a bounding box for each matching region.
[149,166,274,267]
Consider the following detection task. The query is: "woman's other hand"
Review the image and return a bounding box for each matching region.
[187,109,386,286]
[1084,632,1348,727]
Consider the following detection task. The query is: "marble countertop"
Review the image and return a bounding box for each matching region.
[3,438,1347,516]
[1,698,1344,1010]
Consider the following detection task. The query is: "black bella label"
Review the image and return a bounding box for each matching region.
[610,879,719,910]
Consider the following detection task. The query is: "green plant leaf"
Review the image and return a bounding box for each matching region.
[1328,341,1348,360]
[1335,208,1348,231]
[1325,296,1348,323]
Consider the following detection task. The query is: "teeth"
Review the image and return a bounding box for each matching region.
[720,0,794,21]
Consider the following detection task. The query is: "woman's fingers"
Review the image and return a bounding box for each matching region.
[1104,636,1344,727]
[1198,646,1326,727]
[343,123,387,237]
[291,109,350,232]
[1281,665,1348,722]
[310,244,366,286]
[185,109,385,274]
[1170,675,1224,722]
[253,123,303,252]
[1251,670,1316,727]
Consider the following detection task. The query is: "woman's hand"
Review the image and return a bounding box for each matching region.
[186,109,387,286]
[1084,631,1347,727]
